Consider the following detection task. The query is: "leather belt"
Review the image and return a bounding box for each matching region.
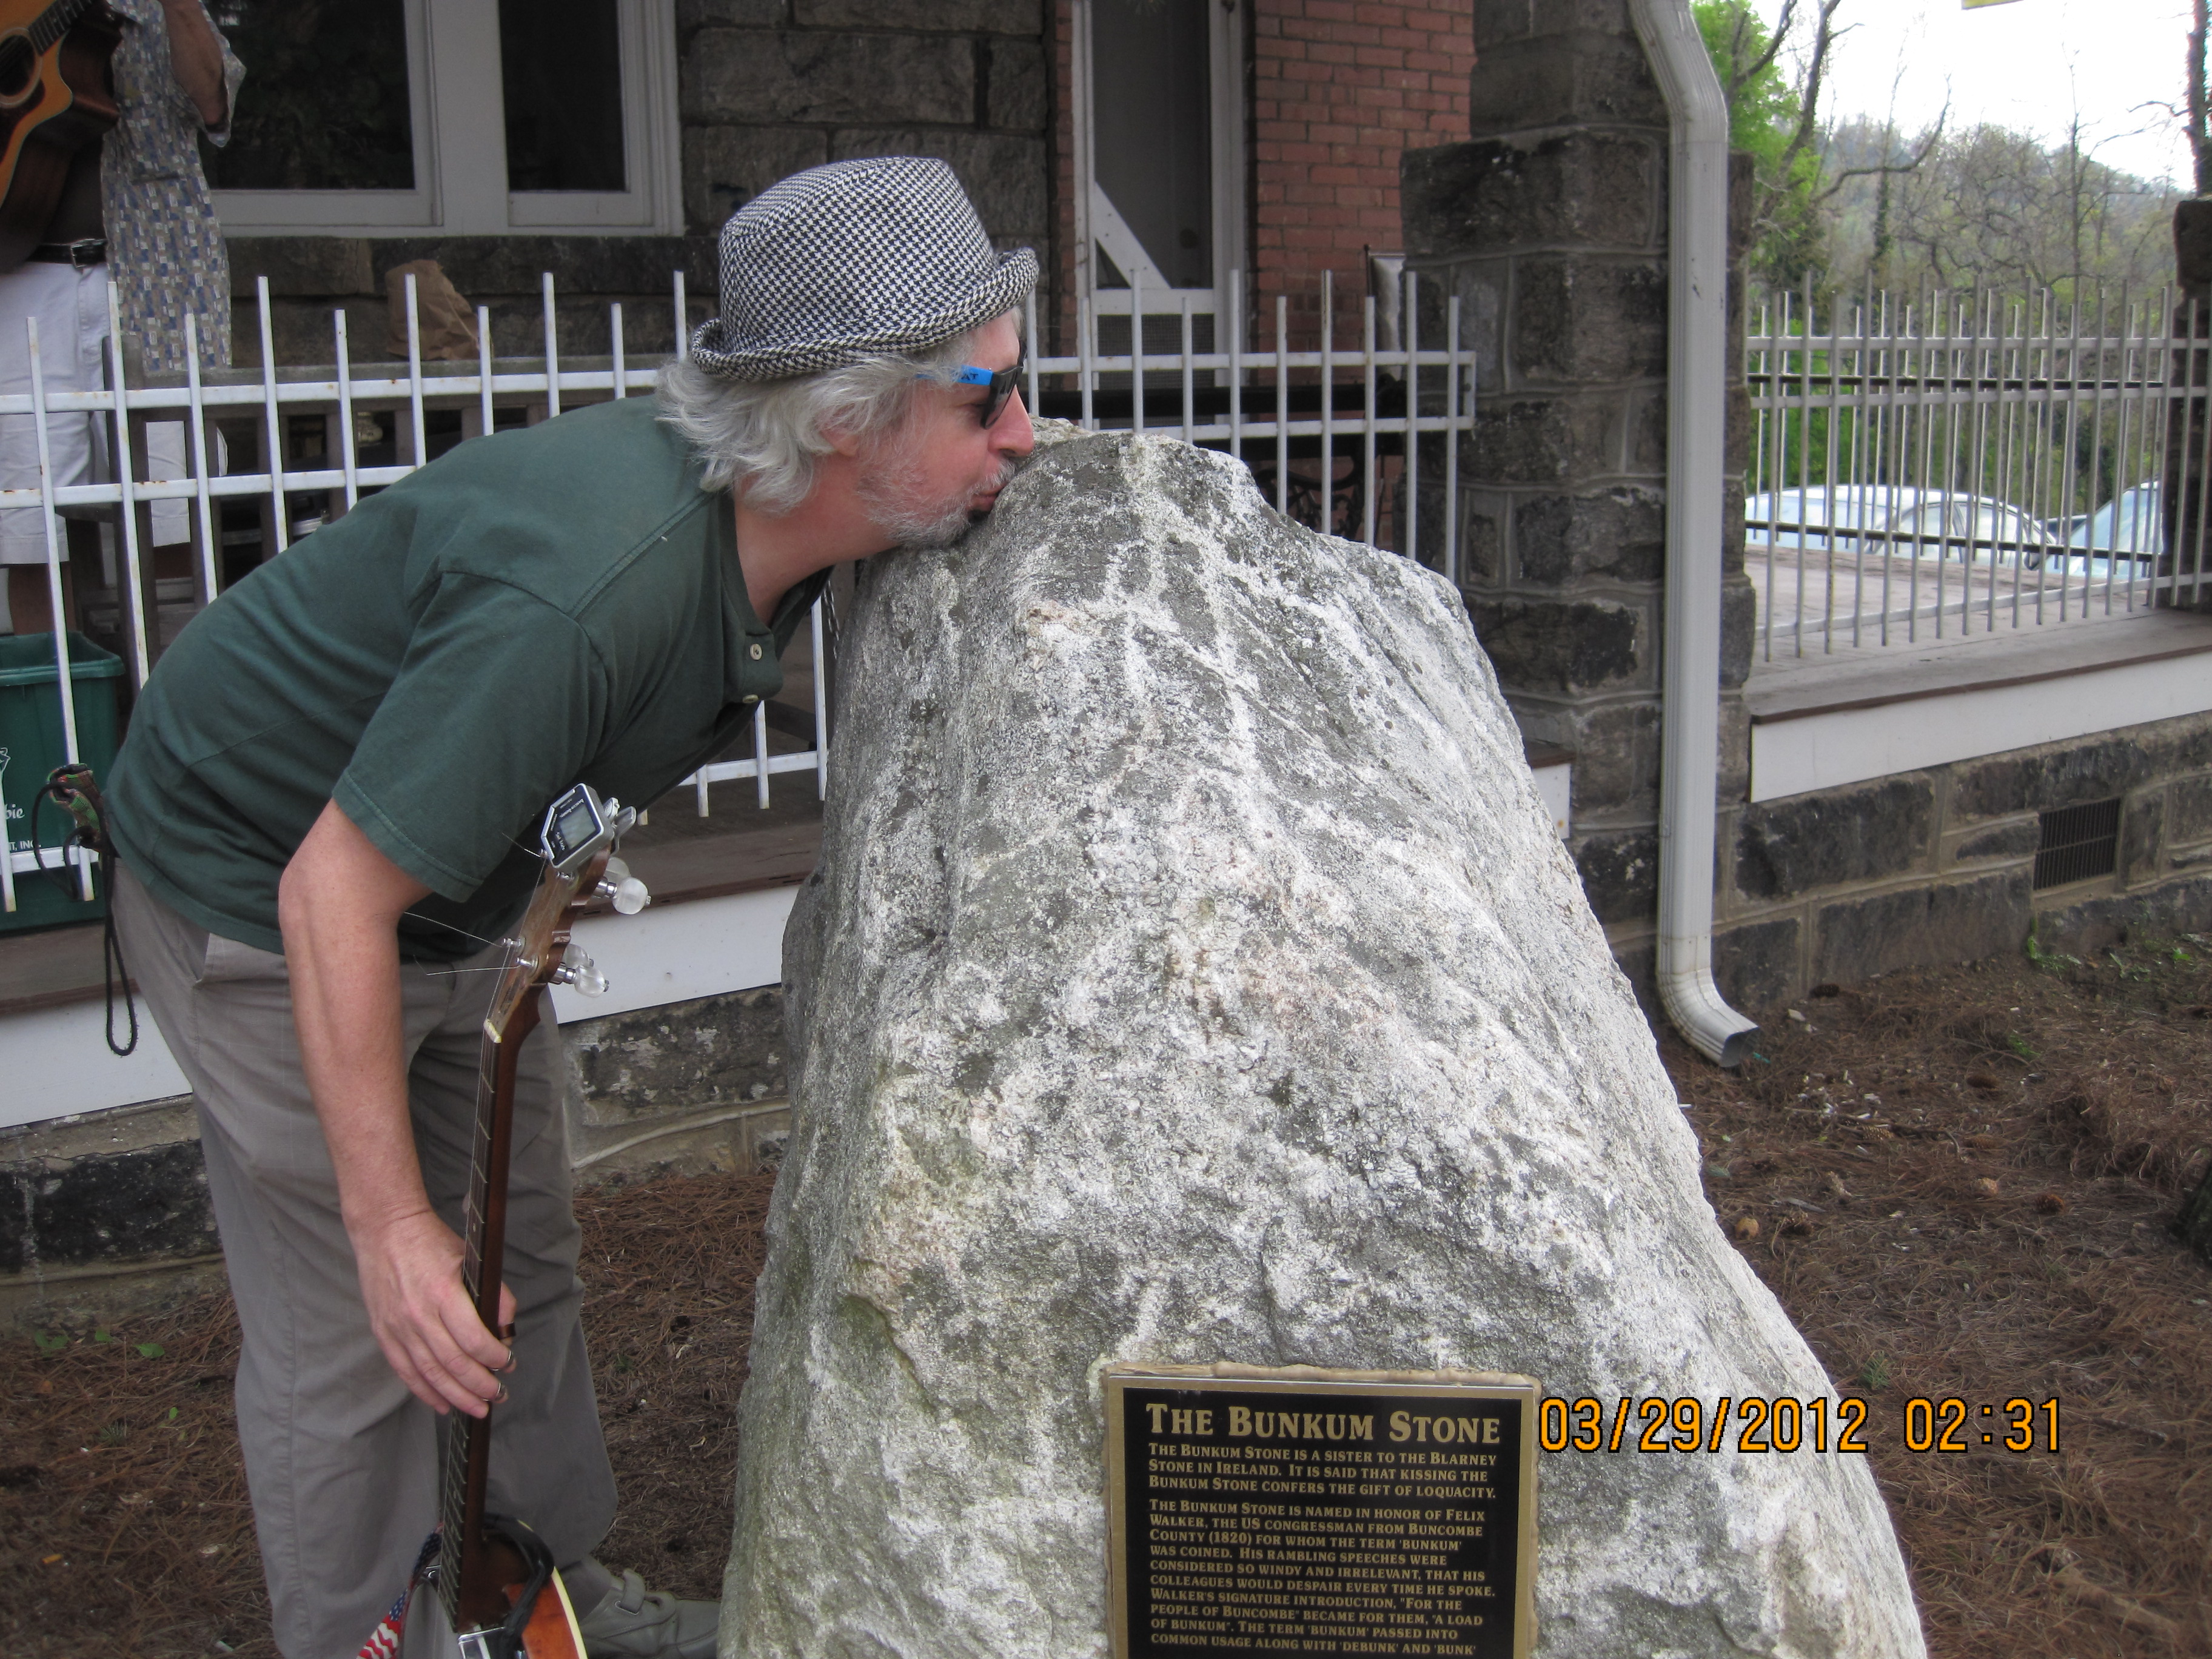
[28,239,107,267]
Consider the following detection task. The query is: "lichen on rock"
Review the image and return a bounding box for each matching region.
[719,431,1924,1658]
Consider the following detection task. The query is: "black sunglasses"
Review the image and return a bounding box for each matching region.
[947,350,1025,427]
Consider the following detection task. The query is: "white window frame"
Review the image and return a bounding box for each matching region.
[211,0,682,238]
[1070,0,1245,320]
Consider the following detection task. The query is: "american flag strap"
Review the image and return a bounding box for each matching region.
[358,1530,444,1659]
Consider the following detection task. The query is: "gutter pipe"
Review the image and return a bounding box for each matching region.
[1626,0,1759,1067]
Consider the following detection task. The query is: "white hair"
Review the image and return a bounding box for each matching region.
[655,328,983,514]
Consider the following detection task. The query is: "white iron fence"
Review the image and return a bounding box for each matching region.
[1746,287,2199,660]
[2,269,1470,909]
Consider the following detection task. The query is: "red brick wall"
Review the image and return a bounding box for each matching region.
[1250,1,1473,350]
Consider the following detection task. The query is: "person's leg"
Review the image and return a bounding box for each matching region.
[4,560,70,633]
[109,865,441,1657]
[141,418,193,558]
[116,866,695,1655]
[0,262,100,632]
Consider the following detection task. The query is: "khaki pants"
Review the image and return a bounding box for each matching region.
[112,865,617,1659]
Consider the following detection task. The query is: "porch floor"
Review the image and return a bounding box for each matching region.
[1744,542,2174,665]
[1744,606,2212,725]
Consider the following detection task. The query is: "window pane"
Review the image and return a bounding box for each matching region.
[1091,0,1212,290]
[201,1,414,190]
[500,0,625,193]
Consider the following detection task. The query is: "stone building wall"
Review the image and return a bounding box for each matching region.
[228,235,715,370]
[1398,0,1758,1000]
[1,987,797,1326]
[230,0,1055,367]
[1395,2,2212,1018]
[232,1,1478,368]
[1708,718,2212,1012]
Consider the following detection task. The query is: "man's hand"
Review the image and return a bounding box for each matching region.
[280,799,512,1418]
[354,1208,518,1419]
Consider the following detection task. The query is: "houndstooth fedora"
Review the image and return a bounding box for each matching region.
[688,156,1039,382]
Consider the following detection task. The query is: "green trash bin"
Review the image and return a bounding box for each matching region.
[1,631,125,934]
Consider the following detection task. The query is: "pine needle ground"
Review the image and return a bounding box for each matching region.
[4,941,2208,1656]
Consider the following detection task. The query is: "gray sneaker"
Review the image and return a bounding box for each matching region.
[572,1567,718,1659]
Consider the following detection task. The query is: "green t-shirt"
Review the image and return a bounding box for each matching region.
[109,395,825,961]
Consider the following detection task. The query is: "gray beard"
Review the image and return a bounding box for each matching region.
[861,454,1017,550]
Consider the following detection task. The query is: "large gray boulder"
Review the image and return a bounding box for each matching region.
[720,431,1925,1658]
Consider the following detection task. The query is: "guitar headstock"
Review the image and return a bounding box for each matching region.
[482,783,651,1043]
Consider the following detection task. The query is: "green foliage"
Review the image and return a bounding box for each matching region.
[135,1342,166,1359]
[2026,923,2083,974]
[2005,1033,2038,1062]
[1694,2,1796,159]
[30,1330,67,1353]
[1693,1,1826,286]
[1859,1353,1891,1392]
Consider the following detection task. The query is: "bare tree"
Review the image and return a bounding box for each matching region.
[1700,0,1941,287]
[2191,0,2211,195]
[1765,0,1845,207]
[1819,115,2179,300]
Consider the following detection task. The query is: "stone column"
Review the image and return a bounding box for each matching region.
[2179,198,2212,1261]
[1400,1,1757,1008]
[2168,199,2212,614]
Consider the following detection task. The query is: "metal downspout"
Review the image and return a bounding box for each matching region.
[1627,0,1758,1067]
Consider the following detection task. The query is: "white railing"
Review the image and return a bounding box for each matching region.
[1050,268,1470,572]
[1746,287,2198,660]
[1,268,1471,903]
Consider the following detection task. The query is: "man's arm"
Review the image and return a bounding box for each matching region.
[158,0,230,130]
[278,799,515,1419]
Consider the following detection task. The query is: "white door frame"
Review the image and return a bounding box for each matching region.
[1069,0,1245,321]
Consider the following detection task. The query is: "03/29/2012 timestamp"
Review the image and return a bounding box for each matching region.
[1537,1395,2061,1455]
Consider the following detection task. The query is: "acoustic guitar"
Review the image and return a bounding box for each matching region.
[0,0,119,271]
[360,782,651,1659]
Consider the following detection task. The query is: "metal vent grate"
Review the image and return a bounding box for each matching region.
[2034,799,2122,890]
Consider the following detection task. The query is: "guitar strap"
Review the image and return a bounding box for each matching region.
[359,1530,443,1659]
[28,762,138,1056]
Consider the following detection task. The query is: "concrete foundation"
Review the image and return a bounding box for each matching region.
[0,989,794,1327]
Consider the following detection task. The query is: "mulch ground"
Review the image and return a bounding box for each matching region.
[1662,938,2212,1658]
[3,942,2208,1657]
[0,1173,771,1658]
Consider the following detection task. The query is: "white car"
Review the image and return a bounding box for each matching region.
[2056,485,2162,561]
[1746,486,2047,563]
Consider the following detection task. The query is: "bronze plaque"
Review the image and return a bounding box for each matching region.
[1104,1365,1537,1659]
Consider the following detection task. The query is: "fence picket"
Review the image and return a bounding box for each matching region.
[1,269,1473,853]
[1746,282,2187,660]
